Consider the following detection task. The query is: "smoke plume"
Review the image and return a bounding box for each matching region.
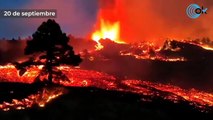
[99,0,213,45]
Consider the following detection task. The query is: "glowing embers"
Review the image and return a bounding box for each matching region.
[0,64,41,83]
[0,65,212,112]
[0,87,65,111]
[119,42,187,62]
[119,39,213,62]
[121,80,213,109]
[177,39,213,51]
[58,66,117,89]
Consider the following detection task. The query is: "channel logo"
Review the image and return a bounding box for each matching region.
[186,4,207,19]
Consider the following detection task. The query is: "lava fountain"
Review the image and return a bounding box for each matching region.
[91,0,125,50]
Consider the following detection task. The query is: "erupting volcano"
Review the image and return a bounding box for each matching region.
[91,0,125,50]
[0,1,213,119]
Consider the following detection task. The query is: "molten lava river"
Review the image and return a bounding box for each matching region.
[0,65,212,112]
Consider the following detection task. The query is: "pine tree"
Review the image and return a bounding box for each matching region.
[17,19,82,83]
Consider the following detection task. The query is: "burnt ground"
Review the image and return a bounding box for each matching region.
[0,83,212,120]
[80,40,213,92]
[1,39,213,91]
[0,40,213,119]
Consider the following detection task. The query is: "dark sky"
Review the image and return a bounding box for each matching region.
[0,0,99,39]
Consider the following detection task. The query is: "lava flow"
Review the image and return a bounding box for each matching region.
[0,86,65,111]
[119,41,187,62]
[0,65,212,112]
[119,39,213,62]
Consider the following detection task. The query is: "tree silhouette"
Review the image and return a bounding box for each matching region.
[16,19,82,83]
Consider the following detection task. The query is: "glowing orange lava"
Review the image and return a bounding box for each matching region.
[92,19,124,49]
[119,39,213,61]
[92,20,120,42]
[0,65,212,112]
[119,42,187,62]
[0,86,65,111]
[91,0,125,50]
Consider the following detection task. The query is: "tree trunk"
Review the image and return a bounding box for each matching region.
[47,49,53,83]
[48,59,53,83]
